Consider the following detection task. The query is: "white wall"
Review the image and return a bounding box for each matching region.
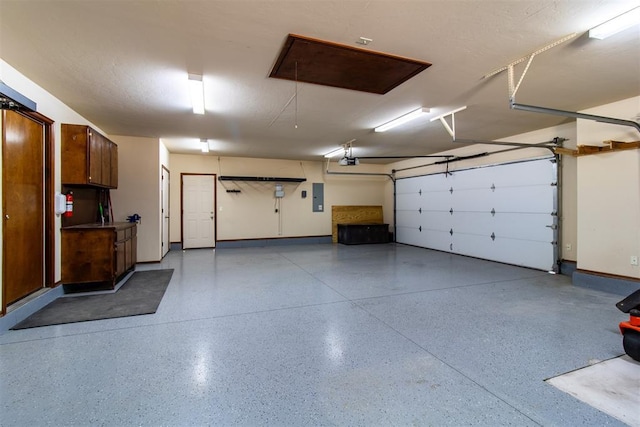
[110,136,162,262]
[576,96,640,279]
[169,155,388,242]
[0,59,104,308]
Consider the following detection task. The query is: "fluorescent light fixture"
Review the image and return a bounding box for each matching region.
[200,139,209,153]
[589,6,640,39]
[374,107,430,132]
[324,139,356,158]
[189,73,205,114]
[324,147,346,158]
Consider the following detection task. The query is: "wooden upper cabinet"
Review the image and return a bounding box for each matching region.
[110,142,118,188]
[62,124,118,188]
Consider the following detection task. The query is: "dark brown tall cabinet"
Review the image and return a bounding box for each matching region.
[61,124,136,289]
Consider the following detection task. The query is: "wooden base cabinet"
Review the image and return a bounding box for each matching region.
[62,222,136,289]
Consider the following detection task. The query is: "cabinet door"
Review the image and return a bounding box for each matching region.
[109,142,118,188]
[62,229,114,283]
[101,136,111,187]
[131,235,137,267]
[61,124,89,185]
[124,238,132,270]
[88,130,102,185]
[115,240,126,278]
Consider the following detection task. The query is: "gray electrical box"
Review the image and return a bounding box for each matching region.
[312,183,324,212]
[275,184,284,198]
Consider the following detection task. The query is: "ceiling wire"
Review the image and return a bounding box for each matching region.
[268,91,297,127]
[268,62,302,128]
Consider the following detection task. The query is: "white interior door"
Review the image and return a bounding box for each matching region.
[182,174,216,249]
[161,167,170,257]
[396,157,557,271]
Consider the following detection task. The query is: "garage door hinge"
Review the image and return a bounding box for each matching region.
[449,187,454,194]
[491,232,496,241]
[491,208,496,216]
[450,228,454,236]
[449,208,454,215]
[551,182,558,186]
[418,226,422,232]
[418,207,422,214]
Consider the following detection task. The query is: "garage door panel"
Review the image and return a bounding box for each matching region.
[424,229,452,252]
[451,233,497,259]
[421,211,451,231]
[493,160,556,187]
[450,212,494,233]
[396,194,424,211]
[491,213,555,241]
[450,189,493,211]
[396,226,424,247]
[396,210,421,229]
[420,190,452,207]
[396,182,421,195]
[450,212,554,241]
[491,238,555,270]
[452,235,553,270]
[490,186,555,213]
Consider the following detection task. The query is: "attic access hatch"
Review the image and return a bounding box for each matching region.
[269,34,432,94]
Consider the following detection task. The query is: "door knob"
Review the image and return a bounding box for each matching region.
[4,214,8,220]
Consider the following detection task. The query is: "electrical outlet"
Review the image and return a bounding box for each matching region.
[565,243,572,252]
[631,256,639,266]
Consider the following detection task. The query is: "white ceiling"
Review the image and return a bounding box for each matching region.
[1,1,639,162]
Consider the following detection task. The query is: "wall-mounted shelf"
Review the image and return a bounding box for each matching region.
[218,176,306,183]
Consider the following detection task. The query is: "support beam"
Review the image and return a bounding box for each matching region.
[511,102,640,133]
[554,140,640,156]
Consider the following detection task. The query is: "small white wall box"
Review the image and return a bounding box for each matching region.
[275,184,284,198]
[55,192,67,215]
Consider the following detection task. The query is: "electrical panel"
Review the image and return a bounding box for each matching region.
[312,183,324,212]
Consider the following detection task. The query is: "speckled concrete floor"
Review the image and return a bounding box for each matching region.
[0,243,631,426]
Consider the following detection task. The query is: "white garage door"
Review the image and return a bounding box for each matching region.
[396,157,558,271]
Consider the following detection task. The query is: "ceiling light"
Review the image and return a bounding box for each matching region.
[200,139,209,153]
[589,6,640,39]
[324,139,356,158]
[324,147,346,158]
[189,74,205,114]
[374,107,430,132]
